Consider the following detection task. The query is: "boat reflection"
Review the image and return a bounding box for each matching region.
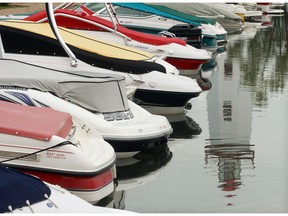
[245,15,272,28]
[164,112,202,139]
[111,145,173,209]
[228,22,259,41]
[202,51,218,71]
[206,50,255,206]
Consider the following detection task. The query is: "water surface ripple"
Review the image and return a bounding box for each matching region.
[112,10,288,213]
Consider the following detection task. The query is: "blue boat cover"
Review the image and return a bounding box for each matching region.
[112,3,216,26]
[0,166,51,213]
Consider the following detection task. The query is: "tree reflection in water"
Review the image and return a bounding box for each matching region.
[228,12,288,107]
[204,9,288,207]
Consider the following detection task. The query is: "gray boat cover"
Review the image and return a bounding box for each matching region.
[156,3,242,20]
[0,58,129,113]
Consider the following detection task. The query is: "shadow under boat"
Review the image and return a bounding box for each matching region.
[164,113,202,139]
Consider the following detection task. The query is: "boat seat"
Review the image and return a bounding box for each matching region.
[0,101,73,141]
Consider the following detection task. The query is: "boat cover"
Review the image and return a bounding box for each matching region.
[112,3,213,26]
[0,58,130,113]
[147,4,216,25]
[0,166,51,213]
[159,3,242,20]
[0,20,166,74]
[0,101,73,140]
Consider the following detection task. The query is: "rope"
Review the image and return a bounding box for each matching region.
[0,141,74,164]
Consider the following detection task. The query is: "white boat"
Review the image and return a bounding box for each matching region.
[0,166,134,213]
[0,100,116,204]
[86,3,227,53]
[24,3,212,76]
[0,57,173,158]
[241,2,284,15]
[0,17,203,115]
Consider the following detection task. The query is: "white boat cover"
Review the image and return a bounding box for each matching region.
[0,58,129,113]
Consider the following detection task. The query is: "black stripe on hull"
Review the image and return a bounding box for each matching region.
[134,88,200,107]
[106,135,169,153]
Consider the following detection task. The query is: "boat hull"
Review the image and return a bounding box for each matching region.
[17,167,115,204]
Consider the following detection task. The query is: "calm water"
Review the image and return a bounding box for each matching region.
[111,11,288,213]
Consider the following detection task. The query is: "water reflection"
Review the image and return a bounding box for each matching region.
[165,113,202,138]
[113,145,172,209]
[205,142,255,203]
[206,49,255,206]
[204,11,288,210]
[228,13,288,107]
[99,9,288,212]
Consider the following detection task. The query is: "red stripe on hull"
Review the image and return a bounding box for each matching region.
[20,168,113,191]
[165,57,209,70]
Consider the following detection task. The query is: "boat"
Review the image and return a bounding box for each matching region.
[90,2,228,53]
[214,3,263,20]
[0,166,135,213]
[241,2,284,17]
[0,57,173,158]
[0,15,203,115]
[160,3,244,35]
[24,3,212,76]
[147,3,229,51]
[82,3,204,49]
[0,101,116,204]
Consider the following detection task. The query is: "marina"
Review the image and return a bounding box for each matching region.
[0,2,287,213]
